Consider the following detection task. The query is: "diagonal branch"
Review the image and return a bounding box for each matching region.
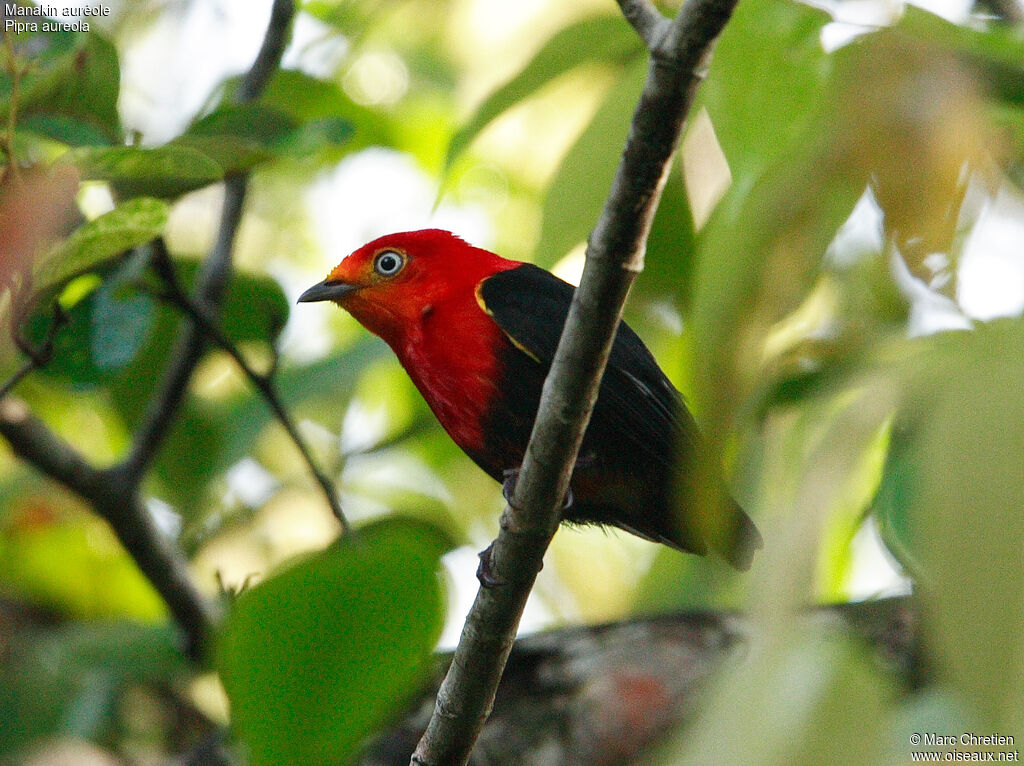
[0,0,297,663]
[410,0,740,762]
[148,242,350,534]
[616,0,670,49]
[122,0,295,487]
[0,398,220,660]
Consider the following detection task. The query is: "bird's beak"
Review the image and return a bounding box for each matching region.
[297,279,359,304]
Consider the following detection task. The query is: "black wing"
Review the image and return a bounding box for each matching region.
[477,263,696,469]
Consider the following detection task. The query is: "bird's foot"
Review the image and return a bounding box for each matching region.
[501,468,519,505]
[476,542,504,588]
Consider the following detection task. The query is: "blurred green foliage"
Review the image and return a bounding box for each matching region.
[1,0,1024,763]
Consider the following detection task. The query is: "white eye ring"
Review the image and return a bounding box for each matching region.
[373,250,405,277]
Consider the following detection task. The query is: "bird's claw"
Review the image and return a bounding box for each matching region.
[501,468,519,504]
[476,542,504,588]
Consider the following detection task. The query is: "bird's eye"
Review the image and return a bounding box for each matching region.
[373,250,405,277]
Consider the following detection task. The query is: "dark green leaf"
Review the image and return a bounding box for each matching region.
[215,69,384,154]
[174,103,294,173]
[175,103,354,171]
[19,113,112,147]
[219,518,450,766]
[67,145,224,199]
[445,14,641,174]
[5,31,122,146]
[186,102,300,142]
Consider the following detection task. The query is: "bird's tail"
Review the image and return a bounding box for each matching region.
[720,501,762,571]
[665,483,763,571]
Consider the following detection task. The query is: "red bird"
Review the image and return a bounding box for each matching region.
[299,230,761,569]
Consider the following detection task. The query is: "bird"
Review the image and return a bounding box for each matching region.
[299,229,761,570]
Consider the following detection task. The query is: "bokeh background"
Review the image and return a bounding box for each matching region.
[3,0,1024,762]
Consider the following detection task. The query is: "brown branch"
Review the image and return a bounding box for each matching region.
[148,243,350,534]
[410,0,740,763]
[0,398,220,660]
[0,0,296,663]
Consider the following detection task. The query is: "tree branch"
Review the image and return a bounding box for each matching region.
[0,0,296,663]
[616,0,670,50]
[0,398,219,660]
[122,0,294,486]
[410,0,740,763]
[148,242,350,534]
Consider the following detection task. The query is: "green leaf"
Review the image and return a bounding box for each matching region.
[174,103,296,173]
[5,31,122,146]
[0,621,185,755]
[875,319,1024,728]
[215,69,384,155]
[445,14,641,174]
[33,198,168,297]
[219,518,450,766]
[186,102,300,142]
[19,113,112,147]
[535,57,647,265]
[66,145,224,199]
[699,0,831,185]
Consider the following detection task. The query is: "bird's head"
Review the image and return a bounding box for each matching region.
[299,229,517,344]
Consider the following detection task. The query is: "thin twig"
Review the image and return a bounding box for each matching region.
[122,0,294,488]
[615,0,670,49]
[148,243,350,534]
[0,305,66,400]
[410,0,740,762]
[121,175,249,483]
